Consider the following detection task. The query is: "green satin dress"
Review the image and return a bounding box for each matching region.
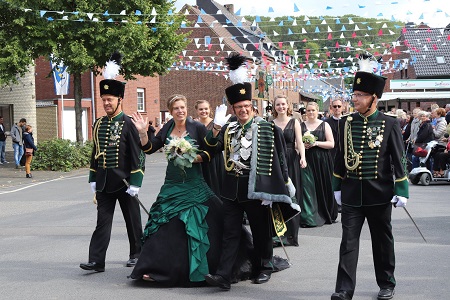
[130,132,220,285]
[300,122,337,226]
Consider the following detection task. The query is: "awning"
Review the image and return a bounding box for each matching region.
[378,91,450,101]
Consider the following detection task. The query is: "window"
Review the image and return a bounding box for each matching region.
[137,88,145,112]
[204,36,211,47]
[436,56,446,64]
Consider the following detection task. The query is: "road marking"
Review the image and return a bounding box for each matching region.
[0,175,86,195]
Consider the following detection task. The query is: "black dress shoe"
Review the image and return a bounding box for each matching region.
[254,272,271,284]
[80,262,105,272]
[126,258,138,267]
[377,288,394,300]
[331,290,352,300]
[204,274,231,290]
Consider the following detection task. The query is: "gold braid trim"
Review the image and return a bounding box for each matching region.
[344,116,360,171]
[223,126,235,172]
[93,118,107,169]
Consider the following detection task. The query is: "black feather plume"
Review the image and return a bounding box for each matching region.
[109,51,122,66]
[225,53,247,71]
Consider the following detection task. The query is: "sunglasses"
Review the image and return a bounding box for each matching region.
[333,105,342,108]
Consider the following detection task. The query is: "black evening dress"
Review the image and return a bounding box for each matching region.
[274,118,301,246]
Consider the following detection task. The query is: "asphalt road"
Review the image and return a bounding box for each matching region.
[0,152,449,300]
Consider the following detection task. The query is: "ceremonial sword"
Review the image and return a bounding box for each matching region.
[394,198,427,243]
[401,206,427,243]
[122,179,150,216]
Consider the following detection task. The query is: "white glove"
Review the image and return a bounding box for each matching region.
[391,195,407,207]
[90,182,96,194]
[213,104,232,127]
[286,178,296,198]
[261,200,272,207]
[126,185,140,197]
[334,191,342,206]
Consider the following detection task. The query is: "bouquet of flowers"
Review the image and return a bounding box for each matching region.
[164,135,198,171]
[302,131,317,145]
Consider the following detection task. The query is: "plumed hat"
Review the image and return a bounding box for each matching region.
[353,53,386,98]
[100,52,126,98]
[224,54,252,105]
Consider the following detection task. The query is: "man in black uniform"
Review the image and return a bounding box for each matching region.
[331,56,409,300]
[80,60,145,272]
[204,54,299,290]
[325,97,344,161]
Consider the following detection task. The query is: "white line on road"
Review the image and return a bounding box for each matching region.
[0,175,86,195]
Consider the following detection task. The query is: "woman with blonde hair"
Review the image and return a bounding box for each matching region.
[300,101,337,226]
[23,125,37,178]
[129,95,251,286]
[272,95,306,246]
[194,99,224,196]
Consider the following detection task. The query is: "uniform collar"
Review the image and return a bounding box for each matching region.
[239,118,254,131]
[108,111,123,121]
[359,109,379,121]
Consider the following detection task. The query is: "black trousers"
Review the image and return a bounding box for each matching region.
[88,187,143,265]
[216,198,273,282]
[335,203,395,297]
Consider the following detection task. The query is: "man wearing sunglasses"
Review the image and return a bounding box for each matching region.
[325,98,344,161]
[331,55,409,300]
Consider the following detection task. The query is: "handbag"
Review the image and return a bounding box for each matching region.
[25,147,33,156]
[412,143,428,157]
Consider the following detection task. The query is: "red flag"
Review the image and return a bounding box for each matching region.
[378,29,383,36]
[327,33,332,40]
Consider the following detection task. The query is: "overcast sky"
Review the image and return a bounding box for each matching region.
[174,0,449,28]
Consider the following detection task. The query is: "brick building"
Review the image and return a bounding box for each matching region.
[379,23,450,111]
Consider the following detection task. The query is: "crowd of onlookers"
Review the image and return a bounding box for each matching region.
[0,116,37,178]
[395,104,450,176]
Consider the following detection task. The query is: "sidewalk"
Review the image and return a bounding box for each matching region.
[0,151,87,189]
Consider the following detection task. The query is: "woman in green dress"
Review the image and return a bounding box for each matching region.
[129,95,251,286]
[300,101,337,226]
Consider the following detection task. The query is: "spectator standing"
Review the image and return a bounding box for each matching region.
[147,121,156,140]
[0,116,8,164]
[10,118,27,169]
[23,125,37,178]
[445,104,450,124]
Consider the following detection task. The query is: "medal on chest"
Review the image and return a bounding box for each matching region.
[366,126,383,149]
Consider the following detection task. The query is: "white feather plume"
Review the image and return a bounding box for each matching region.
[103,60,120,79]
[229,66,248,84]
[358,54,379,73]
[103,52,122,79]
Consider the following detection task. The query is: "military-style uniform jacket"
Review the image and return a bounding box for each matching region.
[89,111,145,193]
[205,116,300,221]
[332,110,409,206]
[139,117,213,164]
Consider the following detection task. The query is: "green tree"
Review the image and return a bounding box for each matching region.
[2,1,189,142]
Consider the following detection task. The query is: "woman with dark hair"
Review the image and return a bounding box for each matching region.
[23,125,37,178]
[411,111,434,169]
